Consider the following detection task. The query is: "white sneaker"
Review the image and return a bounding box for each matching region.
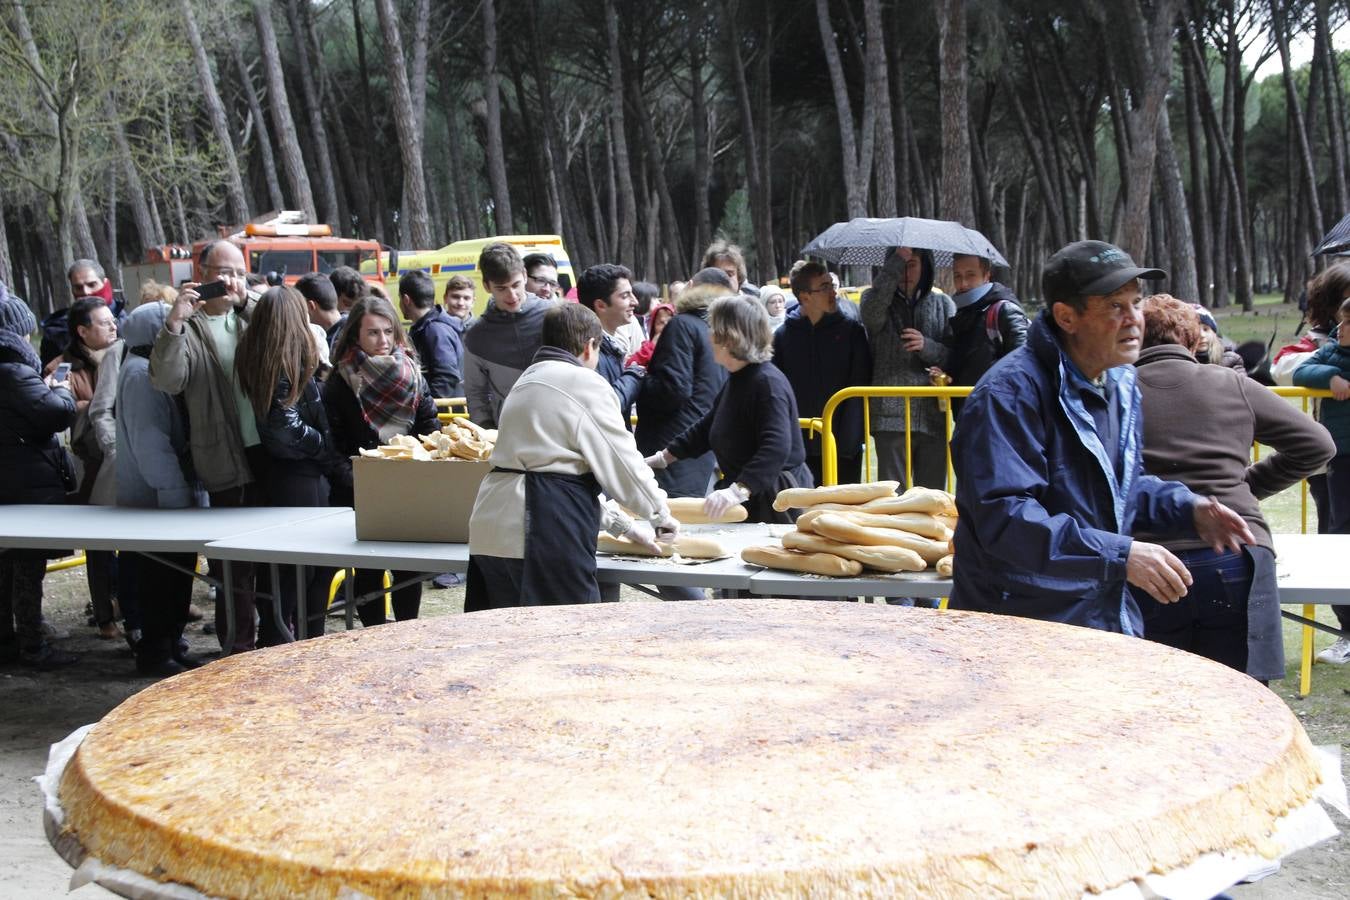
[1315,637,1350,665]
[40,618,70,640]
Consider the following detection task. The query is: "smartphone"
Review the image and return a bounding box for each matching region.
[196,280,229,301]
[53,362,71,383]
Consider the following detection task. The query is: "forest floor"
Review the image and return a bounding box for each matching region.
[1,299,1345,896]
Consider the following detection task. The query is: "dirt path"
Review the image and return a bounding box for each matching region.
[2,569,1346,898]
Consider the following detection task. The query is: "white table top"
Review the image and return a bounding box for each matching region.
[205,509,470,570]
[1273,533,1345,603]
[0,505,345,552]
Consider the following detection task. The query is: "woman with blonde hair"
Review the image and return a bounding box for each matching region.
[236,286,340,643]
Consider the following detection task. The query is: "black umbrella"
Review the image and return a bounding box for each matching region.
[801,217,1010,268]
[1314,212,1350,256]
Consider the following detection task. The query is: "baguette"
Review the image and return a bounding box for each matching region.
[666,497,748,525]
[772,481,900,512]
[740,545,863,577]
[796,508,954,542]
[936,554,954,577]
[808,513,950,565]
[596,533,729,559]
[854,487,957,517]
[781,530,926,573]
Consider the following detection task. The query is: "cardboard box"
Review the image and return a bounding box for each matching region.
[353,456,492,543]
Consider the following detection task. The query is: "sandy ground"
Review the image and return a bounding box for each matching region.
[2,567,1347,898]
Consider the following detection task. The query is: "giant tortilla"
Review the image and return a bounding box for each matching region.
[59,600,1321,898]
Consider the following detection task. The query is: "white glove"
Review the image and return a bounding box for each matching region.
[703,485,749,520]
[654,514,680,543]
[623,518,662,555]
[643,449,672,470]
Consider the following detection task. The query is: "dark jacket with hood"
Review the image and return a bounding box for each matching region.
[408,306,465,400]
[948,310,1197,635]
[635,286,728,455]
[859,249,953,435]
[946,281,1029,390]
[772,308,872,458]
[0,326,77,505]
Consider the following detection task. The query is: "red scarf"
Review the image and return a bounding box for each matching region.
[338,345,422,441]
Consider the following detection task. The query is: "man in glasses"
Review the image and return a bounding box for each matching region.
[151,240,266,655]
[523,252,561,303]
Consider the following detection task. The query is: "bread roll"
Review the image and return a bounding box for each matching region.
[855,487,957,517]
[936,554,954,577]
[596,534,729,559]
[771,481,900,512]
[796,509,953,542]
[741,545,863,576]
[781,530,926,573]
[667,497,748,525]
[808,514,950,564]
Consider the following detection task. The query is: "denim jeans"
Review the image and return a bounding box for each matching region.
[1130,545,1280,679]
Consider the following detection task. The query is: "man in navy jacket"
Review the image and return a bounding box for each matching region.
[949,240,1254,634]
[773,260,871,486]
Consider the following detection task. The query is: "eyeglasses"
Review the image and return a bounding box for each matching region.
[801,284,836,295]
[203,264,247,278]
[528,275,561,290]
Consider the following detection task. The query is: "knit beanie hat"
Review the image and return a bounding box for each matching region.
[0,281,37,338]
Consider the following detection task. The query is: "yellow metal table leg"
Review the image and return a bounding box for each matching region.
[1300,603,1315,698]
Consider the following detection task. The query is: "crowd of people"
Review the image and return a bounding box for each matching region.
[1,232,1348,683]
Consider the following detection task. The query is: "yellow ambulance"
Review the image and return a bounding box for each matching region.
[364,235,575,315]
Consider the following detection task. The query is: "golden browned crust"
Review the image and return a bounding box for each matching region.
[59,601,1321,899]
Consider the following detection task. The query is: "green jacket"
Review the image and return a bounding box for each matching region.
[148,307,254,494]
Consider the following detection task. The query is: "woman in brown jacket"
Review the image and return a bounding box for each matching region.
[1131,295,1335,681]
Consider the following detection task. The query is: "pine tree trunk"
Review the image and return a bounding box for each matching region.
[816,0,866,217]
[0,196,11,285]
[406,0,431,233]
[1181,48,1212,306]
[251,0,317,221]
[181,0,248,224]
[1314,0,1349,218]
[690,21,712,268]
[604,0,638,266]
[937,0,973,225]
[281,0,339,226]
[1270,0,1324,242]
[228,40,285,214]
[999,70,1066,247]
[481,0,514,234]
[373,0,433,247]
[866,0,896,218]
[1155,107,1198,301]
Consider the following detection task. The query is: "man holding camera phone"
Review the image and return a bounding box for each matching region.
[150,240,266,654]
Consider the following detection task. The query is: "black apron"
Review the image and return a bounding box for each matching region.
[465,466,603,611]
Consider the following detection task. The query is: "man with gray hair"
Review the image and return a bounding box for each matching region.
[151,240,265,653]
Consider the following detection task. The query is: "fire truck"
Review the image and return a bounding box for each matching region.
[123,213,389,304]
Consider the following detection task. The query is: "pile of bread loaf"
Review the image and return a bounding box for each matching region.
[357,418,496,461]
[741,482,956,577]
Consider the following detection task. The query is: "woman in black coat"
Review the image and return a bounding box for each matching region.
[324,295,439,626]
[0,286,78,669]
[647,294,810,524]
[236,286,343,643]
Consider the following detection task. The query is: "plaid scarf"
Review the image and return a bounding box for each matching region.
[338,345,422,442]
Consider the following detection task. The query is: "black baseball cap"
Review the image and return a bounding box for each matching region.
[1042,240,1166,304]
